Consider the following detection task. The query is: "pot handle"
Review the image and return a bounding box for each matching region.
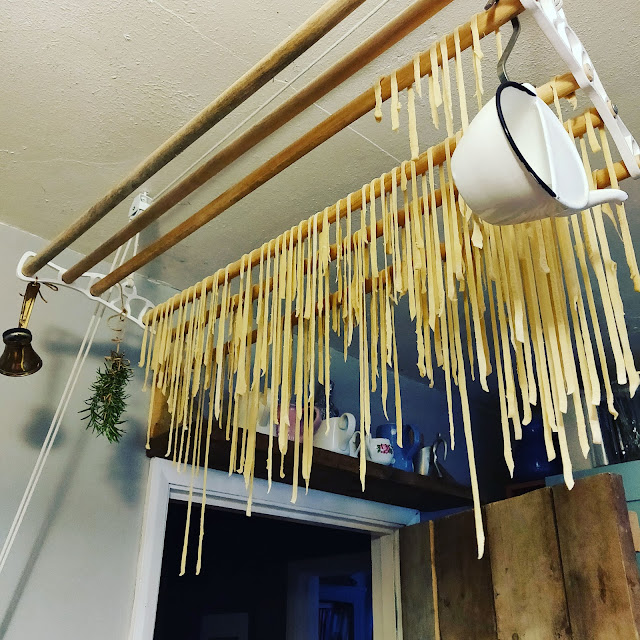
[340,412,357,437]
[585,188,628,209]
[349,431,360,458]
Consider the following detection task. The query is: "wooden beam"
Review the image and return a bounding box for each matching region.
[21,0,369,277]
[89,0,527,297]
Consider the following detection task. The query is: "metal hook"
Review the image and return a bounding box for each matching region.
[497,17,521,84]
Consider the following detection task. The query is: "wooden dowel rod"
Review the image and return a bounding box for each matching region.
[594,157,640,189]
[91,0,526,298]
[63,0,461,285]
[21,0,368,278]
[145,71,580,324]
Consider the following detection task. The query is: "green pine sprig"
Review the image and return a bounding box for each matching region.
[81,350,133,443]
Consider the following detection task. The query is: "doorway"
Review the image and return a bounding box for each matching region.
[153,504,373,640]
[128,459,419,640]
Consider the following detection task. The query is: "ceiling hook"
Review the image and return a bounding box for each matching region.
[498,17,521,84]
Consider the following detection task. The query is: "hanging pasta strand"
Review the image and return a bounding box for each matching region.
[453,27,469,132]
[451,287,485,558]
[391,304,403,450]
[585,110,601,153]
[346,194,354,347]
[486,225,521,437]
[390,169,402,298]
[390,71,401,131]
[407,86,420,160]
[471,14,484,110]
[485,252,514,476]
[324,266,331,423]
[541,219,589,455]
[460,200,488,391]
[413,53,422,98]
[428,42,442,129]
[374,77,383,123]
[577,137,631,388]
[369,179,380,279]
[292,239,305,504]
[444,140,463,283]
[439,35,454,137]
[304,215,320,488]
[599,129,640,292]
[518,226,557,459]
[214,270,230,420]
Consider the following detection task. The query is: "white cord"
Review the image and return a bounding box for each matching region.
[154,0,394,200]
[0,310,105,574]
[0,236,139,575]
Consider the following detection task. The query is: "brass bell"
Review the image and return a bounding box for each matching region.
[0,282,43,377]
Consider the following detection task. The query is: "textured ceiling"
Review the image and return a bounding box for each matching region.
[2,0,640,384]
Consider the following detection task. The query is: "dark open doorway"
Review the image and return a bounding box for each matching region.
[153,501,374,640]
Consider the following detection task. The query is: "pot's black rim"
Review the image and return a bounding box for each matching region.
[495,81,557,199]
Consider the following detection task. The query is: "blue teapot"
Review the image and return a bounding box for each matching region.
[375,423,423,472]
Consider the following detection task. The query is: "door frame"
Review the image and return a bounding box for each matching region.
[128,458,419,640]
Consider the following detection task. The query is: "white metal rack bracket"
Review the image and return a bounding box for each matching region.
[15,192,157,329]
[16,251,155,330]
[521,0,640,178]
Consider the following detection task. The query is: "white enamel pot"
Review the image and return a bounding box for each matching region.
[451,81,628,226]
[314,413,357,454]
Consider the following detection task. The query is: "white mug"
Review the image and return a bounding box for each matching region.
[350,433,394,466]
[451,81,627,226]
[314,413,356,454]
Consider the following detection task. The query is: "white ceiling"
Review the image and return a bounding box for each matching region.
[2,0,640,384]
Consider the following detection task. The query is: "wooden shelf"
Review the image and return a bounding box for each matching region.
[146,426,472,512]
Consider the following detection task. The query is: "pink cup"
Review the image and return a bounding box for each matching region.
[276,405,322,441]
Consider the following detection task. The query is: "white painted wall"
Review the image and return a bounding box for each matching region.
[0,222,178,639]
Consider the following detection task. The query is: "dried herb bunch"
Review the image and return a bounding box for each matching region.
[82,350,133,443]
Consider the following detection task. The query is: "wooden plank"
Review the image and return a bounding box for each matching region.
[399,521,437,639]
[148,388,171,440]
[630,510,640,553]
[433,509,497,639]
[485,487,571,639]
[146,428,473,511]
[552,473,640,640]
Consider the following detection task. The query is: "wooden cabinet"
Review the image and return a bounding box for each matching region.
[398,473,640,639]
